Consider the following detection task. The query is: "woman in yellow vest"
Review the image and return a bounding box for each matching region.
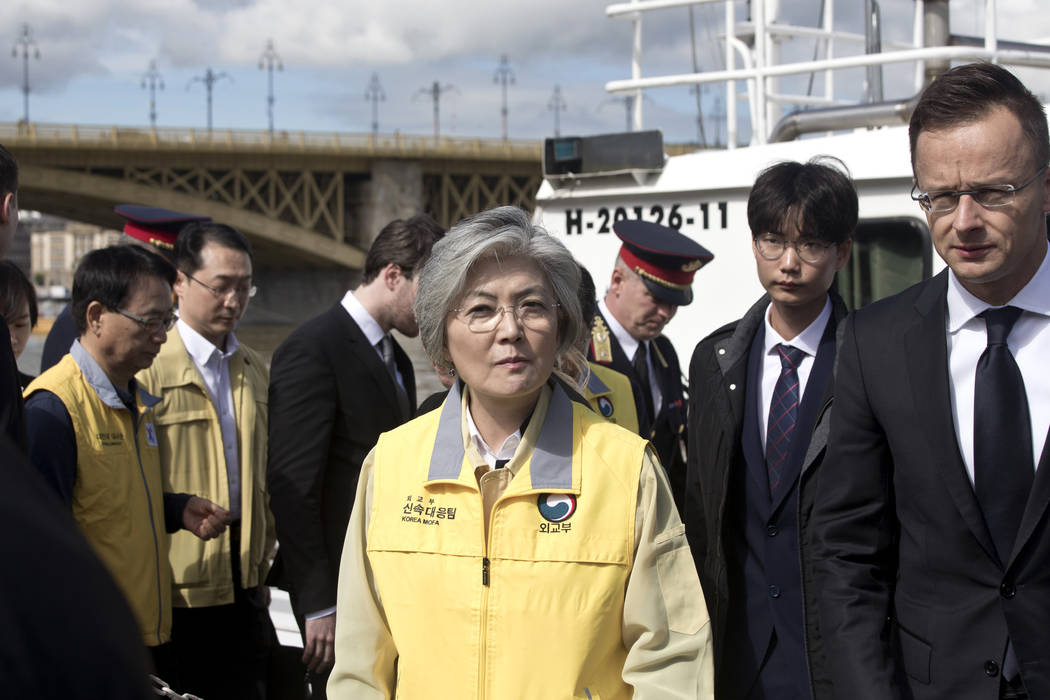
[329,206,713,700]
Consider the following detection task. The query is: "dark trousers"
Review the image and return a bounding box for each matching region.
[170,524,276,700]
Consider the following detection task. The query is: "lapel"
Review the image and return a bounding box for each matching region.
[800,293,849,477]
[591,309,651,435]
[718,295,769,443]
[741,323,769,506]
[1013,430,1050,567]
[770,303,839,513]
[905,273,999,564]
[334,304,405,421]
[392,336,417,412]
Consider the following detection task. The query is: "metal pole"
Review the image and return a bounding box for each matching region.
[631,0,643,131]
[188,68,231,134]
[923,0,950,86]
[548,85,567,137]
[258,39,283,135]
[366,73,385,135]
[493,55,515,140]
[141,60,164,127]
[12,24,39,124]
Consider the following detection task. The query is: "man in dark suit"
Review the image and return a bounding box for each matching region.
[267,215,444,698]
[685,158,854,699]
[0,144,26,451]
[590,220,712,504]
[811,63,1050,700]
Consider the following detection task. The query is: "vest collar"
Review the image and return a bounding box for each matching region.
[427,379,576,492]
[585,368,611,397]
[72,340,161,411]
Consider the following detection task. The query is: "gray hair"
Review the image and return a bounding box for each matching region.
[415,206,587,381]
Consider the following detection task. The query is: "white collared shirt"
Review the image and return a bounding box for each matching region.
[341,289,406,391]
[599,298,662,418]
[946,250,1050,484]
[465,402,522,469]
[177,319,242,521]
[757,296,831,450]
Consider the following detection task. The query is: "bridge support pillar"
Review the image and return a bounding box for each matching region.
[349,160,425,247]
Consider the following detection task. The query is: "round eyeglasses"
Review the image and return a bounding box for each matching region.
[450,300,560,333]
[911,165,1048,214]
[183,271,257,300]
[754,235,836,265]
[113,308,178,333]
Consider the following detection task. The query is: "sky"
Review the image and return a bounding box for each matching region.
[0,0,1049,145]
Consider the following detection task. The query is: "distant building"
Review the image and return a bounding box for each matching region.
[29,214,122,291]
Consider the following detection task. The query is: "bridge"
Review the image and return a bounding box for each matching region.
[1,122,544,271]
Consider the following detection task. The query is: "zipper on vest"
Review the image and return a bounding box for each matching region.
[131,409,165,646]
[482,556,490,586]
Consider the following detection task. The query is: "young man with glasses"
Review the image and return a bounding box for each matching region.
[684,157,854,700]
[24,245,231,681]
[136,222,275,700]
[812,62,1050,700]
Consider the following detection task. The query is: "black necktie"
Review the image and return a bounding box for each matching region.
[380,335,411,421]
[632,342,655,424]
[974,306,1034,564]
[974,306,1033,683]
[766,344,804,493]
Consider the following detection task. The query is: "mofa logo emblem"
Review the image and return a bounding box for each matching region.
[537,494,577,523]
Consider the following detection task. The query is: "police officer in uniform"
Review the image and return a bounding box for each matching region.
[590,220,713,508]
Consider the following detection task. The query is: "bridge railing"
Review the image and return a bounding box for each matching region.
[0,122,543,161]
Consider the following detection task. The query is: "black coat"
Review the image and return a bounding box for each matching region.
[812,270,1050,700]
[684,292,846,700]
[587,309,687,505]
[0,316,26,451]
[267,303,415,618]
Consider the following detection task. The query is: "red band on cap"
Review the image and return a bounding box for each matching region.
[123,222,177,250]
[618,245,695,287]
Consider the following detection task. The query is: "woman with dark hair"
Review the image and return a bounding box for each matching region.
[0,260,38,390]
[328,206,713,699]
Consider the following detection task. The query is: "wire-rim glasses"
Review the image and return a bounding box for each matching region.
[449,300,560,333]
[183,271,257,300]
[754,234,836,265]
[911,165,1048,214]
[113,307,177,333]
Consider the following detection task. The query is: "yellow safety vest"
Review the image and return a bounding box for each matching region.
[26,354,171,647]
[583,362,640,434]
[367,383,646,700]
[137,327,274,607]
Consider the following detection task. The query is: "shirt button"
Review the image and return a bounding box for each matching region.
[768,585,781,599]
[1000,582,1016,599]
[984,660,999,677]
[767,525,779,537]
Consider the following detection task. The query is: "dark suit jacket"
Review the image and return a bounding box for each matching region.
[685,292,845,699]
[267,303,415,618]
[588,309,687,504]
[0,316,26,452]
[812,270,1050,700]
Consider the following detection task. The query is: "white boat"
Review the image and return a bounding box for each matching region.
[534,0,1050,364]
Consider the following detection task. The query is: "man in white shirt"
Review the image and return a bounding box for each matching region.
[138,222,275,700]
[684,157,854,699]
[267,214,444,698]
[811,62,1050,700]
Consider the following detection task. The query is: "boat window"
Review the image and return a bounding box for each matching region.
[836,217,930,310]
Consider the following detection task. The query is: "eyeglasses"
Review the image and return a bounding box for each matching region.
[183,271,257,300]
[113,308,177,334]
[754,234,836,265]
[450,300,560,333]
[911,165,1048,214]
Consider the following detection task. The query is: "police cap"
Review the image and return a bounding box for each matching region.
[614,219,713,306]
[114,205,211,256]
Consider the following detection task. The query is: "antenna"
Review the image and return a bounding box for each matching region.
[365,73,386,136]
[11,24,40,124]
[187,68,233,133]
[258,39,283,135]
[141,60,165,128]
[493,54,516,141]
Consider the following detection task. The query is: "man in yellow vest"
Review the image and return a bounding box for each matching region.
[138,222,275,700]
[24,245,231,681]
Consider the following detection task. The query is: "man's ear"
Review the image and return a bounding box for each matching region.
[382,263,404,291]
[85,301,105,336]
[0,192,13,226]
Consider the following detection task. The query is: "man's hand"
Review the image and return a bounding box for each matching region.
[303,612,336,674]
[182,496,232,541]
